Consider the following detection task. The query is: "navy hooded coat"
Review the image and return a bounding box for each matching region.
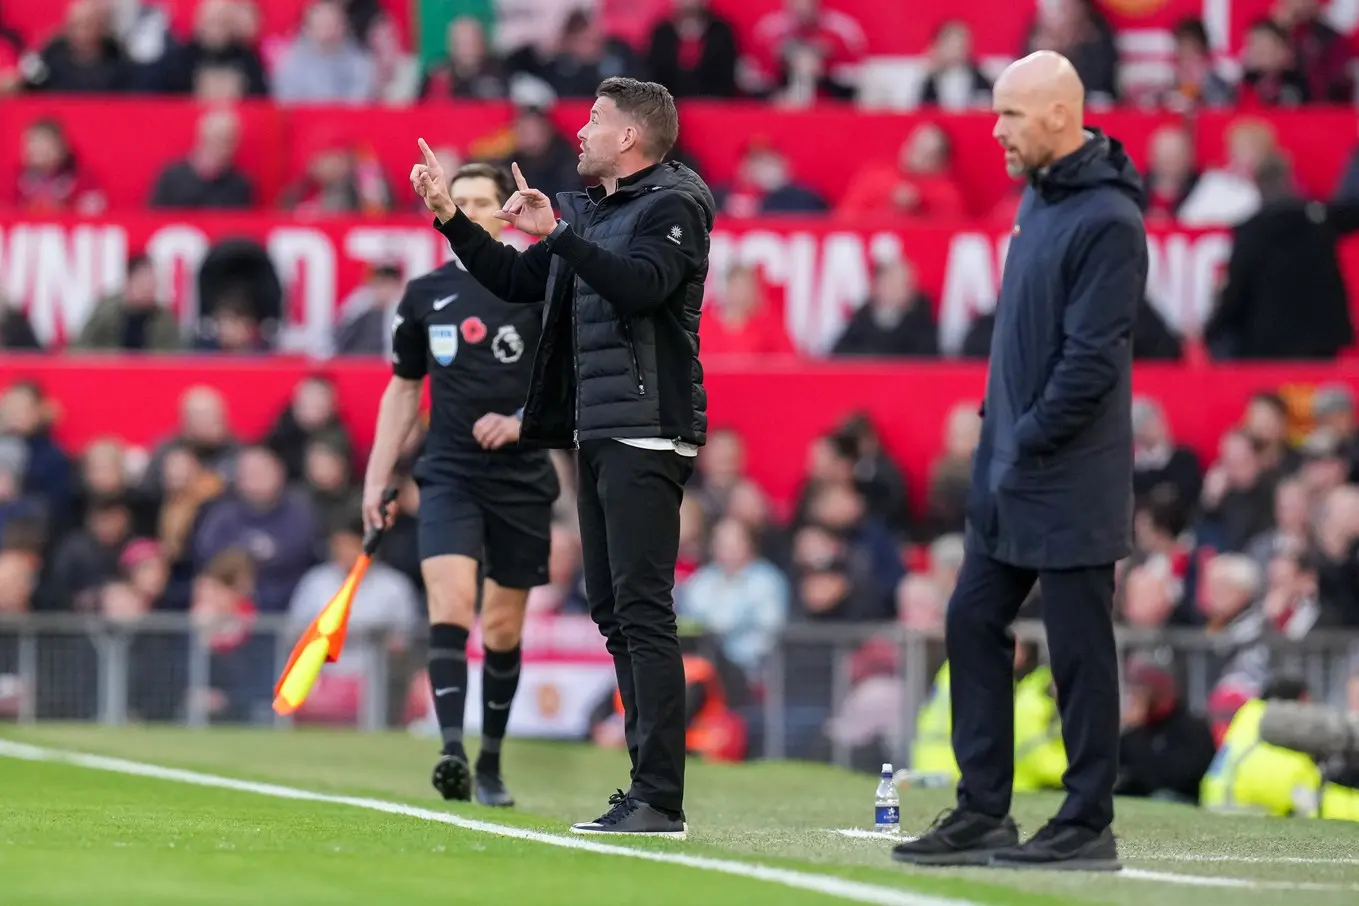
[965,129,1148,570]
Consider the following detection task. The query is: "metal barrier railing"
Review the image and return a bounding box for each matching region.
[3,614,1357,770]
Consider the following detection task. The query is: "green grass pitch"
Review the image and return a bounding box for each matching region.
[2,725,1358,906]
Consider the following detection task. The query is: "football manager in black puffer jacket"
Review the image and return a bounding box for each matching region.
[893,51,1148,872]
[411,77,713,839]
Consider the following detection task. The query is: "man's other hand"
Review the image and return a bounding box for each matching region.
[362,480,397,533]
[493,162,557,237]
[472,413,522,450]
[413,137,456,222]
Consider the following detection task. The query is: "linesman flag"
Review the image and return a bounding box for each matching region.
[273,487,399,715]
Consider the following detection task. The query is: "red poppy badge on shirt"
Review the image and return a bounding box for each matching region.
[461,316,487,343]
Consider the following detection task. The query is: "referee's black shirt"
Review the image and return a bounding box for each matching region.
[391,261,554,497]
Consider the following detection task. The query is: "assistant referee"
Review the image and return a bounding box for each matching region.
[411,77,712,838]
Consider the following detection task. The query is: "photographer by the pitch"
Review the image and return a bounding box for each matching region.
[411,77,715,838]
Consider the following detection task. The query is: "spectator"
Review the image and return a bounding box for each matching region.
[1160,18,1234,111]
[188,546,272,722]
[0,530,41,617]
[288,509,418,682]
[302,439,360,531]
[496,106,585,201]
[1120,560,1179,632]
[74,255,181,351]
[835,123,966,221]
[1310,384,1359,481]
[1115,654,1217,803]
[1260,545,1325,636]
[106,0,174,88]
[0,437,44,542]
[73,437,150,536]
[24,0,129,93]
[678,518,789,678]
[101,538,170,616]
[1143,124,1200,224]
[163,0,268,96]
[48,494,132,611]
[194,292,269,354]
[149,109,255,211]
[0,382,72,520]
[747,0,866,103]
[191,446,318,613]
[646,0,739,99]
[1207,156,1358,360]
[367,12,418,105]
[0,297,40,351]
[923,402,980,539]
[829,257,939,358]
[693,427,747,517]
[419,16,506,101]
[264,376,354,482]
[724,477,789,564]
[1199,430,1279,553]
[192,62,249,102]
[280,137,392,216]
[803,482,903,611]
[1238,19,1310,108]
[143,386,240,490]
[334,261,405,356]
[699,265,794,356]
[542,9,639,99]
[896,533,963,633]
[834,413,910,538]
[1298,430,1350,508]
[1315,485,1359,625]
[273,0,375,104]
[1131,397,1203,510]
[157,444,227,611]
[789,523,879,621]
[715,138,827,217]
[1026,0,1119,104]
[13,119,106,216]
[1246,476,1312,574]
[1178,118,1276,228]
[917,20,991,110]
[1273,0,1354,103]
[1243,391,1300,479]
[1125,485,1195,625]
[1201,553,1263,634]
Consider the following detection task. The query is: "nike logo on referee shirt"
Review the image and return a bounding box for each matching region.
[433,294,457,310]
[434,687,460,697]
[487,701,511,711]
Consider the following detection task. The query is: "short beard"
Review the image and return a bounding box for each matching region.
[577,154,613,181]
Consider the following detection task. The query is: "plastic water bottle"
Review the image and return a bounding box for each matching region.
[874,763,900,833]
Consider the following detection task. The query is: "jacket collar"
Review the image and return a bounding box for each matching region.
[585,163,664,204]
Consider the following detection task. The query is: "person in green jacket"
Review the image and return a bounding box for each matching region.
[74,255,181,351]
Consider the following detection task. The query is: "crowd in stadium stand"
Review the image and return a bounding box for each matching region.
[1,1,1359,777]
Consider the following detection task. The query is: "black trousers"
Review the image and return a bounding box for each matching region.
[946,551,1120,831]
[577,439,694,814]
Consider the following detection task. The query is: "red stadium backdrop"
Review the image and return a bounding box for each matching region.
[2,214,1354,355]
[0,356,1350,513]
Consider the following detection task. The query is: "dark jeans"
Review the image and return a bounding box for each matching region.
[577,440,695,814]
[946,551,1120,831]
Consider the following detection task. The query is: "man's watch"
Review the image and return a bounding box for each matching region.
[544,219,569,247]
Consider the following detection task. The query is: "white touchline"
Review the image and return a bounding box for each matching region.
[0,741,978,906]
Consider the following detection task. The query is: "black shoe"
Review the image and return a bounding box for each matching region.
[891,809,1020,866]
[431,753,471,802]
[570,790,686,839]
[474,771,515,808]
[989,822,1122,871]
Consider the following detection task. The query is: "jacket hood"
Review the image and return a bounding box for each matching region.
[578,161,717,229]
[1032,128,1146,209]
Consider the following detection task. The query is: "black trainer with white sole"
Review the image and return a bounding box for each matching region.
[570,790,686,838]
[474,771,515,808]
[431,753,471,802]
[891,808,1020,866]
[989,822,1122,871]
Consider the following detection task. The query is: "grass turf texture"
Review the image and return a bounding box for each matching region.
[1,725,1357,906]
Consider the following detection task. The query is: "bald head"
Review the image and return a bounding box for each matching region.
[991,51,1088,179]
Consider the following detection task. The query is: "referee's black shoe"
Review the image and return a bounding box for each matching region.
[891,809,1019,866]
[570,790,686,839]
[431,752,471,802]
[989,822,1121,871]
[474,770,515,808]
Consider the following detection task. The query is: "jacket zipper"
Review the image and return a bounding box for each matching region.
[575,195,610,447]
[623,323,646,397]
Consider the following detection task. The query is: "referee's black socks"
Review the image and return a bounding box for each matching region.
[478,644,521,776]
[428,623,470,759]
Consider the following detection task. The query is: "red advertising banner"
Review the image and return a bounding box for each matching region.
[0,356,1352,511]
[4,214,1358,354]
[1,100,1354,220]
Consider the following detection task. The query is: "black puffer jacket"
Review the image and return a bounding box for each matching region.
[437,161,715,449]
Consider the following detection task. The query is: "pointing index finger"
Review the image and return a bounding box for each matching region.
[418,138,437,167]
[511,161,529,192]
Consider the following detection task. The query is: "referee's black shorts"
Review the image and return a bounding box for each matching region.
[416,472,552,590]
